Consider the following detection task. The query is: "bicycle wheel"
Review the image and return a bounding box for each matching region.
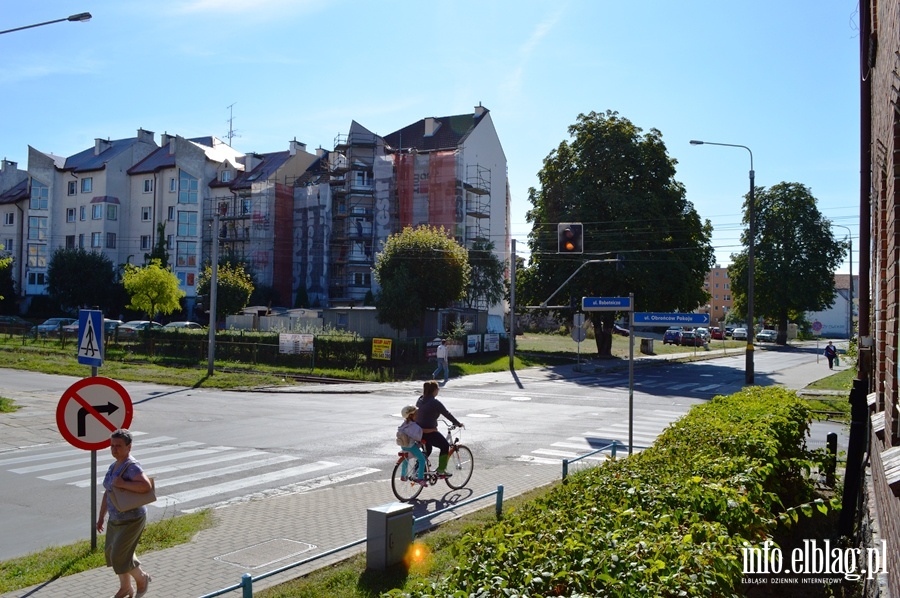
[391,456,424,501]
[445,445,474,489]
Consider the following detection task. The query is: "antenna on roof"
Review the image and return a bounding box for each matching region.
[225,103,241,147]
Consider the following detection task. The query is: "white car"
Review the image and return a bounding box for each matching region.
[756,329,777,342]
[732,327,748,340]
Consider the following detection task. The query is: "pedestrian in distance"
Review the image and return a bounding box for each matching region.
[396,405,426,485]
[415,380,464,477]
[433,338,450,383]
[824,341,837,370]
[97,429,154,598]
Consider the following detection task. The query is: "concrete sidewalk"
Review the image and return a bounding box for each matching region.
[0,343,853,598]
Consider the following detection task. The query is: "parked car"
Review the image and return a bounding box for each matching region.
[612,324,629,337]
[725,326,735,338]
[0,315,34,331]
[35,317,77,337]
[694,327,710,342]
[756,329,777,342]
[710,326,725,340]
[163,321,205,330]
[680,331,705,347]
[63,318,124,335]
[663,327,683,345]
[732,327,748,340]
[117,320,163,339]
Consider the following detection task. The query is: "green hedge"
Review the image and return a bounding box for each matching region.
[387,387,819,597]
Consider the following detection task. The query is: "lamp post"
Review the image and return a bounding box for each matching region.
[830,223,853,341]
[690,139,756,385]
[0,12,92,36]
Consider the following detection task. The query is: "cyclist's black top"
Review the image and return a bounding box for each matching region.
[414,394,462,429]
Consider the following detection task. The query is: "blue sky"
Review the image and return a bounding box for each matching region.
[1,1,860,273]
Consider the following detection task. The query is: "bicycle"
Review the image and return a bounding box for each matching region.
[391,419,474,502]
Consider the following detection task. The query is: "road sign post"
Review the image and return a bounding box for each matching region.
[57,376,133,550]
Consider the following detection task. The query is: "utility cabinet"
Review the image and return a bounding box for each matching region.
[366,502,413,570]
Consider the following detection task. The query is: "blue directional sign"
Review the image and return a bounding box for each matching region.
[582,296,632,311]
[76,309,104,367]
[633,312,710,326]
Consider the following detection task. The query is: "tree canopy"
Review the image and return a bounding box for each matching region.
[122,260,185,320]
[728,182,846,343]
[373,225,471,333]
[197,262,254,320]
[523,110,715,356]
[47,247,119,313]
[0,256,12,308]
[465,241,506,310]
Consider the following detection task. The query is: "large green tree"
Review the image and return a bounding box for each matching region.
[47,247,118,312]
[729,182,846,344]
[0,256,15,311]
[374,225,470,333]
[197,262,254,321]
[465,241,506,310]
[524,110,714,357]
[122,260,185,321]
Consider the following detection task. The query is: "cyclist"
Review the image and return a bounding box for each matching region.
[396,405,426,485]
[415,380,464,477]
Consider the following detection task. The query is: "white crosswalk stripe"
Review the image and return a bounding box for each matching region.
[0,435,376,511]
[516,409,685,464]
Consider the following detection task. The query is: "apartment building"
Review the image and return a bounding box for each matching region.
[701,264,732,326]
[2,106,509,328]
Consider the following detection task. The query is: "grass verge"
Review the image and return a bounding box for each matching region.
[0,509,214,593]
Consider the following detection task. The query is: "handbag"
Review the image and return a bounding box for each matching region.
[109,464,156,512]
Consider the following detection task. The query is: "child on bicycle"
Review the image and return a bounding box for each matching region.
[415,380,464,477]
[397,405,426,485]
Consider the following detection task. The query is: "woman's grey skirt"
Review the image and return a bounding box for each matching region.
[105,515,146,574]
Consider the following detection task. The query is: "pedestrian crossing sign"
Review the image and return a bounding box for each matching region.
[77,309,103,367]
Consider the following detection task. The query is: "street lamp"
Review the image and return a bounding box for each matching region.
[0,12,92,36]
[690,139,756,385]
[830,223,854,342]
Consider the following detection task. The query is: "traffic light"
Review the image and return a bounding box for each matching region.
[557,223,583,254]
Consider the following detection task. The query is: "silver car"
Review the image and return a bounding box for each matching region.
[732,327,748,341]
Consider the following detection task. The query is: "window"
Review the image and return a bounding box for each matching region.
[221,171,231,183]
[66,208,76,223]
[30,180,48,210]
[176,241,197,267]
[91,232,101,248]
[28,216,47,240]
[67,181,77,196]
[78,234,84,248]
[27,272,46,286]
[177,211,197,236]
[107,204,117,220]
[241,199,252,215]
[65,235,75,250]
[143,178,153,193]
[141,206,152,221]
[2,238,12,251]
[169,178,176,193]
[81,177,92,193]
[3,213,13,225]
[140,235,151,250]
[724,283,730,290]
[354,171,371,186]
[80,206,86,221]
[27,244,47,267]
[724,294,732,301]
[92,205,102,220]
[106,233,116,249]
[178,171,199,204]
[167,234,174,249]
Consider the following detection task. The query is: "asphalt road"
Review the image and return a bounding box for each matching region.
[0,341,848,561]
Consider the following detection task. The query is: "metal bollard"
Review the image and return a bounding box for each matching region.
[562,459,569,481]
[241,573,253,598]
[825,432,838,487]
[495,485,504,519]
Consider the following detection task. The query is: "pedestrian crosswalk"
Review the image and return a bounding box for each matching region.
[0,433,379,511]
[516,409,684,465]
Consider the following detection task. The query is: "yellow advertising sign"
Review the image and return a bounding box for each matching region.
[372,338,392,360]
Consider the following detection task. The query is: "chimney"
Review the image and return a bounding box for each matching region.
[137,128,155,144]
[160,132,173,148]
[289,138,307,156]
[316,147,327,158]
[243,152,262,172]
[94,138,112,156]
[1,159,17,173]
[424,117,440,137]
[474,103,486,118]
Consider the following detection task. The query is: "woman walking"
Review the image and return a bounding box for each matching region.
[97,429,153,598]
